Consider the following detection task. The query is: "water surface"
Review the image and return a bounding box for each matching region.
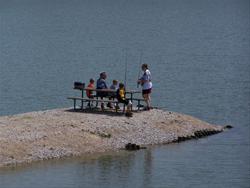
[0,0,249,187]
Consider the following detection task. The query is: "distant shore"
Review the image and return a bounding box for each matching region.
[0,108,224,167]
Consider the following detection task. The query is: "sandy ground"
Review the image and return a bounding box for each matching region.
[0,108,223,167]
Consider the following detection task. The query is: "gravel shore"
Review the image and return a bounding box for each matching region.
[0,108,224,167]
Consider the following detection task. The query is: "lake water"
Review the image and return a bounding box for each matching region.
[0,0,249,187]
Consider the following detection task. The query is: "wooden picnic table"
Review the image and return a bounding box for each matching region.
[68,83,144,112]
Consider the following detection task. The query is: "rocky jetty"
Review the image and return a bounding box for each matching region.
[0,108,225,167]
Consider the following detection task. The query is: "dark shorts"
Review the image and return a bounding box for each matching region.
[142,88,152,95]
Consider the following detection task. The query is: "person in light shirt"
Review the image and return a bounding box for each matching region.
[137,64,152,110]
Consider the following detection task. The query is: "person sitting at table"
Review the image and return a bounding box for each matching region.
[116,83,132,116]
[86,78,95,107]
[110,79,118,91]
[86,78,95,98]
[96,71,109,110]
[107,79,119,108]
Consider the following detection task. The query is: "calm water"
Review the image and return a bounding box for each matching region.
[0,0,249,187]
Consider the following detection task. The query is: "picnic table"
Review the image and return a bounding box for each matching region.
[67,82,145,112]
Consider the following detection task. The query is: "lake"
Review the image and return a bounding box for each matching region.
[0,0,249,187]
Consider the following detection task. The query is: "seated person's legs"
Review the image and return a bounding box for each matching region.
[96,91,109,110]
[118,99,132,112]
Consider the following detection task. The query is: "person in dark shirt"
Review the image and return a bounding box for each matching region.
[96,72,108,90]
[96,72,109,110]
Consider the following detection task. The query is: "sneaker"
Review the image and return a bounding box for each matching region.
[128,100,132,105]
[127,101,132,109]
[125,111,133,117]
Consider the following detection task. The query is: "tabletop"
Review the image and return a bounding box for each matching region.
[83,88,141,94]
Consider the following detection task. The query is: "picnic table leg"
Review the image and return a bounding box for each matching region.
[81,100,83,110]
[122,103,125,113]
[95,96,99,107]
[130,93,133,111]
[115,102,118,113]
[73,99,76,110]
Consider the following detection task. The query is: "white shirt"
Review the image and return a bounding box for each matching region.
[141,69,152,90]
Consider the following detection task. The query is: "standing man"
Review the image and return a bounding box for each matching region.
[137,64,152,110]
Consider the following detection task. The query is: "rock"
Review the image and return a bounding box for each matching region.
[224,125,233,129]
[125,143,144,150]
[177,137,185,142]
[194,131,202,138]
[125,112,133,117]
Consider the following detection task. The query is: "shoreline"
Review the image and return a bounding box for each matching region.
[0,108,225,168]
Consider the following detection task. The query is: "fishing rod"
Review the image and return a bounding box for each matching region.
[154,106,169,110]
[137,51,143,88]
[124,48,128,87]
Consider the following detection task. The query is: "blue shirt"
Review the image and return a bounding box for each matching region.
[96,78,108,89]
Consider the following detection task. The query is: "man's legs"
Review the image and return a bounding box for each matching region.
[143,93,151,110]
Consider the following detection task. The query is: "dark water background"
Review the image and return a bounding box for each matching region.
[0,0,249,187]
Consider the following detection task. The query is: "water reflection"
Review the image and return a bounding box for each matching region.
[142,150,153,188]
[85,150,153,188]
[0,150,155,188]
[97,153,136,187]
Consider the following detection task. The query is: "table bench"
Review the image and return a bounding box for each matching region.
[68,82,145,112]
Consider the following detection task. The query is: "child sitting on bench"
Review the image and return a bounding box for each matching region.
[86,78,95,98]
[116,83,132,116]
[86,78,95,107]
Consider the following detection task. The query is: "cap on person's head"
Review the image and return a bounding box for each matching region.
[119,83,124,88]
[113,80,118,84]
